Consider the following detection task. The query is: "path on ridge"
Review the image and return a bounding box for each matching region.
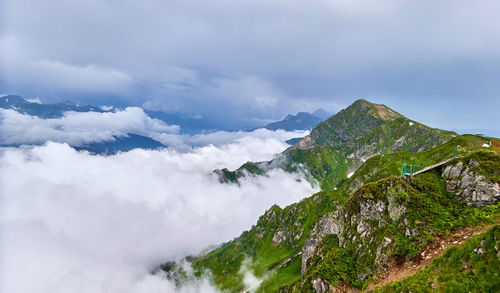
[364,221,498,292]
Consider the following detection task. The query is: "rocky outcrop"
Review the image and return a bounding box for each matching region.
[443,160,500,207]
[272,230,287,244]
[312,278,334,293]
[301,210,344,276]
[301,181,409,278]
[299,157,499,291]
[294,134,315,150]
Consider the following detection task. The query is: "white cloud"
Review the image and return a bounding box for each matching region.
[0,135,318,293]
[154,128,308,153]
[0,107,179,146]
[0,37,135,95]
[25,97,42,104]
[0,108,308,153]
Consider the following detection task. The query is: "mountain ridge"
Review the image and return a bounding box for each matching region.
[164,99,499,292]
[218,99,454,191]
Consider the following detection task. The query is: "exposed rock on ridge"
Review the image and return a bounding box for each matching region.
[443,160,500,207]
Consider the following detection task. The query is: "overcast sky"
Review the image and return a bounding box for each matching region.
[1,0,499,133]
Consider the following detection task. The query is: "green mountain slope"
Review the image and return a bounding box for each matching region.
[170,137,499,292]
[290,150,499,292]
[218,99,454,191]
[161,99,499,292]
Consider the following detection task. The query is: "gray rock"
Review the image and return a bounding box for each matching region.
[388,195,406,222]
[443,161,499,207]
[383,237,393,247]
[359,200,386,221]
[272,230,287,244]
[301,238,318,277]
[311,278,332,293]
[357,221,372,238]
[445,161,464,178]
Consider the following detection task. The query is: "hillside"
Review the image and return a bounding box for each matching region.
[175,136,499,292]
[371,224,500,292]
[218,99,454,190]
[162,99,499,292]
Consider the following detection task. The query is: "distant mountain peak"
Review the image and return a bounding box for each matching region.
[312,108,333,120]
[0,95,28,108]
[263,112,323,131]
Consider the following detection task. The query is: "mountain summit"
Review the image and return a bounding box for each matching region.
[219,99,454,190]
[293,99,445,150]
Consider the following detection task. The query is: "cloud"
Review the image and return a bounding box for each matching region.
[0,107,308,152]
[2,0,499,130]
[0,135,318,293]
[154,128,309,152]
[25,97,42,104]
[0,38,135,97]
[0,107,179,146]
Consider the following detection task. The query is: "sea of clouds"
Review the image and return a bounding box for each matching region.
[0,107,310,152]
[0,112,318,292]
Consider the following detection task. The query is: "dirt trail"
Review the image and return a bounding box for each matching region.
[364,222,497,292]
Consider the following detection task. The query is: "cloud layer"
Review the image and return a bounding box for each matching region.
[0,107,309,152]
[0,134,318,293]
[0,107,179,146]
[1,0,499,130]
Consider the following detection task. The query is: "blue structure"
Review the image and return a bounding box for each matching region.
[401,163,426,176]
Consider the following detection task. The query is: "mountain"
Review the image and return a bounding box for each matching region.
[218,99,454,190]
[0,95,166,154]
[312,108,333,120]
[0,95,26,108]
[163,99,500,292]
[75,134,165,155]
[263,112,323,131]
[0,95,106,118]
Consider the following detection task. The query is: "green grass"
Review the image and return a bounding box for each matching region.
[180,137,500,292]
[373,225,500,293]
[256,256,302,293]
[293,149,500,290]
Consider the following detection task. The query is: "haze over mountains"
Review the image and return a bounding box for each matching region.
[0,94,326,153]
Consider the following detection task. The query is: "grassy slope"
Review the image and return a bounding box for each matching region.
[374,225,500,293]
[296,167,500,291]
[191,191,337,291]
[279,137,500,291]
[218,99,454,191]
[178,135,498,292]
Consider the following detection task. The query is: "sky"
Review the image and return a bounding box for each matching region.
[0,0,499,133]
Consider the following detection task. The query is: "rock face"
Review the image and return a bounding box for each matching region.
[443,160,500,207]
[299,157,499,292]
[301,180,409,279]
[311,278,333,293]
[301,210,344,276]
